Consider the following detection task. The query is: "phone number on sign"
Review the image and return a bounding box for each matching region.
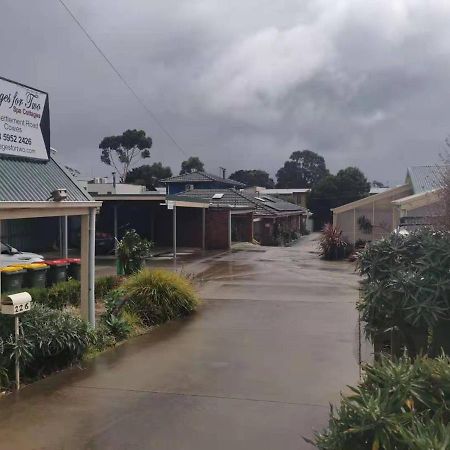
[0,134,32,145]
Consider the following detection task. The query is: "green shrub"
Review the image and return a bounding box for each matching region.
[25,286,50,305]
[95,275,123,300]
[103,314,131,341]
[121,269,199,326]
[99,290,132,341]
[90,324,116,352]
[117,229,153,275]
[48,279,81,309]
[357,228,450,356]
[0,304,92,383]
[311,355,450,450]
[26,280,81,310]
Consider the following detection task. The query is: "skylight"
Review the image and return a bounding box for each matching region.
[255,197,266,202]
[212,193,224,199]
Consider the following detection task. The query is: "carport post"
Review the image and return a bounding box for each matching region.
[80,208,96,326]
[173,205,177,260]
[88,208,96,326]
[202,208,206,250]
[80,214,89,322]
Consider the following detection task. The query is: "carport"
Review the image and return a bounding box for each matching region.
[0,156,101,325]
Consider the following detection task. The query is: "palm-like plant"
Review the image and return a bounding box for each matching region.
[319,224,349,260]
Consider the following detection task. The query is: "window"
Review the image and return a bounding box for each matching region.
[212,193,224,199]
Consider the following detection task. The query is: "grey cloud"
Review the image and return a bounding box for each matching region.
[1,0,450,184]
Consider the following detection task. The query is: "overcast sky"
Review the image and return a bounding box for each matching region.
[2,0,450,185]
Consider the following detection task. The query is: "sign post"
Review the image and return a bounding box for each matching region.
[1,292,32,390]
[0,77,50,161]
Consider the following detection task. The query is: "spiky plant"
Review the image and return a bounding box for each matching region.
[319,224,349,260]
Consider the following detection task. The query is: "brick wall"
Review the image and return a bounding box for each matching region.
[205,209,230,249]
[231,212,253,242]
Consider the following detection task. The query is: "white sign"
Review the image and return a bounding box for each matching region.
[167,200,175,210]
[0,77,50,161]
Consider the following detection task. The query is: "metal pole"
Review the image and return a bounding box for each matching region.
[15,315,20,390]
[228,210,232,249]
[113,204,118,257]
[372,201,375,241]
[88,208,96,327]
[173,205,177,260]
[59,217,63,258]
[63,216,68,258]
[202,208,206,250]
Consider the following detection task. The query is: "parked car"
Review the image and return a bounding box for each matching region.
[0,242,44,268]
[95,232,116,255]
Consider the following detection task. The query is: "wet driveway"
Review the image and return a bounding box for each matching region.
[0,234,361,450]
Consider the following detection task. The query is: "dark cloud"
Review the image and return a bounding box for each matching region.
[2,0,449,184]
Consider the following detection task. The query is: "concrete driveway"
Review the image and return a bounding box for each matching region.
[0,234,361,450]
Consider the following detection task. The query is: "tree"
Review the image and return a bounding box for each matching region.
[125,162,172,189]
[371,180,387,188]
[180,156,204,175]
[276,150,328,188]
[229,169,275,188]
[334,167,371,204]
[99,129,152,182]
[309,167,370,229]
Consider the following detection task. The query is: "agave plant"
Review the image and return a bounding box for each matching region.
[319,224,349,260]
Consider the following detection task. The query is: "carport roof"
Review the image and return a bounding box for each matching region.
[172,188,308,217]
[0,156,92,202]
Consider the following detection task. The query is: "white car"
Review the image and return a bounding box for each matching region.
[0,242,44,268]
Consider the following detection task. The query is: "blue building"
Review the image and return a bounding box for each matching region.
[162,171,245,195]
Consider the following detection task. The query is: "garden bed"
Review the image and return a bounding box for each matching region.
[0,268,199,393]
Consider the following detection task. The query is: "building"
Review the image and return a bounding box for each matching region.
[332,165,447,244]
[162,171,245,195]
[251,187,311,208]
[171,188,309,247]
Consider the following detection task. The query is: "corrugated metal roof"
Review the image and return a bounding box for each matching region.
[0,156,92,202]
[407,165,448,193]
[162,171,245,187]
[173,188,307,216]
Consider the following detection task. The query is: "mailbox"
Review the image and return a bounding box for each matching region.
[1,292,32,315]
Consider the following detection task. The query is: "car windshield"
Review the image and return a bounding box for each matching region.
[0,242,18,254]
[1,242,12,254]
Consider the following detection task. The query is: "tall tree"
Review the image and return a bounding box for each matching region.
[334,167,371,204]
[276,150,328,188]
[99,129,152,182]
[309,167,370,229]
[125,162,172,189]
[229,169,275,188]
[180,156,204,175]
